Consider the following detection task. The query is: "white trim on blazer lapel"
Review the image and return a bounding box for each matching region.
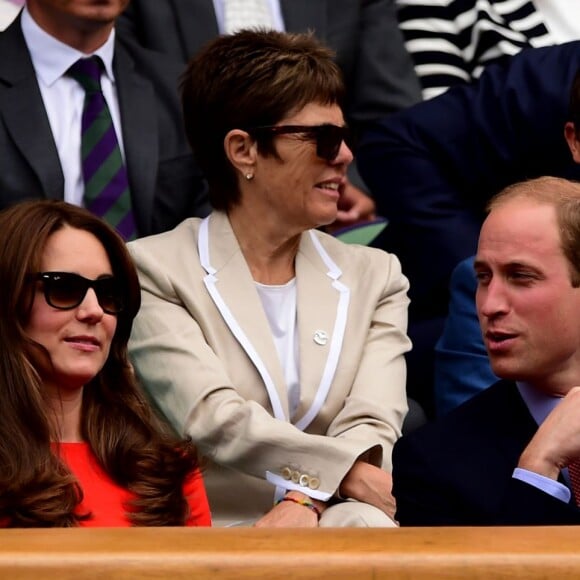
[198,216,350,433]
[294,231,350,431]
[198,216,287,421]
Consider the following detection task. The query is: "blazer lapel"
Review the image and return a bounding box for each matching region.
[0,18,64,200]
[293,231,349,430]
[172,0,219,57]
[199,213,290,420]
[281,0,326,36]
[114,41,158,235]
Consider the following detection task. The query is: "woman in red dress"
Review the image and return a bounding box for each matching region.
[0,200,211,527]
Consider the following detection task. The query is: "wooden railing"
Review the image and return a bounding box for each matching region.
[2,526,580,579]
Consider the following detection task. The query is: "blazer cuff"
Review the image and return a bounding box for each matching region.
[266,471,332,501]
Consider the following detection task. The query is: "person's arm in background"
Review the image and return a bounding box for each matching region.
[434,256,497,416]
[395,0,551,100]
[395,0,469,100]
[357,41,580,327]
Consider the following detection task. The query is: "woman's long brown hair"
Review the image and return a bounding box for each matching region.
[0,200,199,527]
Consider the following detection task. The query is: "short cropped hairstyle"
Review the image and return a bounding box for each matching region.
[181,29,345,212]
[488,176,580,287]
[0,200,198,527]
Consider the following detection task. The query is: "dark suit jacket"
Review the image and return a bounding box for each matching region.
[117,0,421,126]
[0,16,210,237]
[392,380,580,525]
[358,41,580,323]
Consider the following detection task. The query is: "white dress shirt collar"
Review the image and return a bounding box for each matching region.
[21,5,116,88]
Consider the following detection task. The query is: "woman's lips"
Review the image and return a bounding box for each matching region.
[64,336,101,352]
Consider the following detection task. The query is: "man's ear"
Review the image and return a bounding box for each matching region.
[224,129,257,177]
[564,122,580,163]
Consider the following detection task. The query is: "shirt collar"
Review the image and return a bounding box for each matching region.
[517,381,563,426]
[21,5,116,88]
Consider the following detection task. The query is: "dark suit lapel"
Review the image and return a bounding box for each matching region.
[281,0,326,37]
[172,0,219,57]
[490,380,579,512]
[0,18,64,199]
[114,41,157,235]
[492,380,541,468]
[200,213,290,420]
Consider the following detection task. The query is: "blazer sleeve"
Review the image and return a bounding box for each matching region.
[393,384,580,526]
[395,0,548,100]
[392,430,469,526]
[129,242,385,500]
[499,478,580,525]
[434,256,498,416]
[393,432,580,526]
[325,249,410,472]
[395,0,471,99]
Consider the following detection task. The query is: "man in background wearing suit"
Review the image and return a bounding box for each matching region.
[392,176,580,526]
[117,0,421,230]
[0,0,210,238]
[434,67,580,417]
[358,41,580,416]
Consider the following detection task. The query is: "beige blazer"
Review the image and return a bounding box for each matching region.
[128,212,411,525]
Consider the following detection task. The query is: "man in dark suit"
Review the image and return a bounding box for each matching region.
[392,176,580,526]
[434,69,580,418]
[116,0,421,229]
[357,41,580,414]
[0,0,210,237]
[118,0,420,122]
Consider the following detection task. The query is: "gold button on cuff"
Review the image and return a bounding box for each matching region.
[291,470,300,483]
[308,477,320,490]
[281,467,292,480]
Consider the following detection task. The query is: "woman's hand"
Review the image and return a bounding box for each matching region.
[254,492,326,528]
[339,461,396,520]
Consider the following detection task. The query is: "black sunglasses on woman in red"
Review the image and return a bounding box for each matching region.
[30,272,124,315]
[248,124,352,162]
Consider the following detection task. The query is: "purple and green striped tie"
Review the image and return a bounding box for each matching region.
[67,56,136,240]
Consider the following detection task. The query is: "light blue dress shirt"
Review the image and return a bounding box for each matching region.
[513,382,571,504]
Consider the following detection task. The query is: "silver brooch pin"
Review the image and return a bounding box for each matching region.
[313,330,328,346]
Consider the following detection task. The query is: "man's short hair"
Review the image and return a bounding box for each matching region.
[488,176,580,287]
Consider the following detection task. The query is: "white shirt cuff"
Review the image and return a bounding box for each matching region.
[512,467,571,503]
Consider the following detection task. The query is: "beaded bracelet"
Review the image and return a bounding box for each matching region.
[276,496,322,519]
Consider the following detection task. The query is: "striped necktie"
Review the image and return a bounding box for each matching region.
[67,56,136,240]
[568,460,580,506]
